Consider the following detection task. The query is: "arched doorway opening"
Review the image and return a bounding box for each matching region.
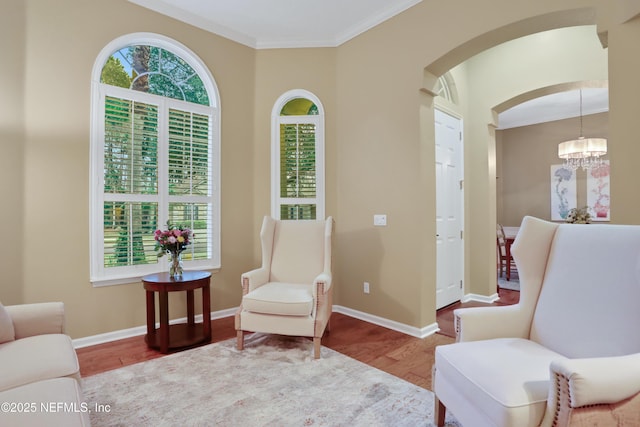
[420,11,607,307]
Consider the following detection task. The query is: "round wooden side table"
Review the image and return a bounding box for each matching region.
[142,270,212,354]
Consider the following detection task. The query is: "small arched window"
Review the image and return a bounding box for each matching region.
[435,72,458,104]
[271,90,325,220]
[90,33,220,286]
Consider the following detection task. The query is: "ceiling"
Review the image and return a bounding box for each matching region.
[128,0,608,129]
[128,0,422,49]
[498,88,609,130]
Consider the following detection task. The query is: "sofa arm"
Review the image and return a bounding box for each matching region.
[455,304,530,342]
[241,267,270,294]
[550,353,640,407]
[5,302,66,338]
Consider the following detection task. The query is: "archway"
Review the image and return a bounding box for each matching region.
[420,9,605,303]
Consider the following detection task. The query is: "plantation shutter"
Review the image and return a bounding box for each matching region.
[279,122,317,220]
[102,96,159,267]
[168,108,212,260]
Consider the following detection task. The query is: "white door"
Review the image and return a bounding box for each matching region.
[435,109,464,309]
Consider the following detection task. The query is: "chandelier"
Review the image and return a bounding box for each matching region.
[557,89,607,170]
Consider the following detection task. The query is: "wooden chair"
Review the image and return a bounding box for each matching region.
[496,224,517,280]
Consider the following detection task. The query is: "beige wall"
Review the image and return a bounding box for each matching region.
[252,48,337,258]
[608,13,640,224]
[0,2,25,304]
[3,0,640,338]
[497,113,609,226]
[3,0,256,338]
[333,2,609,325]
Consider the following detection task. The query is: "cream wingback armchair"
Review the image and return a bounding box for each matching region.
[235,216,334,359]
[434,216,640,427]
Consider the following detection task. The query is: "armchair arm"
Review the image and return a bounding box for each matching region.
[313,272,332,294]
[5,302,66,338]
[540,354,640,427]
[240,267,270,294]
[455,304,531,342]
[550,354,640,407]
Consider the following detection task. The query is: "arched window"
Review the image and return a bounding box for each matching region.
[90,33,220,286]
[434,72,458,104]
[271,90,325,220]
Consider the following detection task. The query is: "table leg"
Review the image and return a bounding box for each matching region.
[203,283,211,342]
[187,289,195,326]
[145,290,155,338]
[159,290,169,353]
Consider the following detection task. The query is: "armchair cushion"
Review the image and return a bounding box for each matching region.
[0,303,15,344]
[0,334,80,392]
[437,338,564,426]
[242,282,313,316]
[270,220,326,284]
[530,224,640,358]
[0,378,91,426]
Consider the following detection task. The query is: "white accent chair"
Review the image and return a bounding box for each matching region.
[434,216,640,427]
[235,216,333,359]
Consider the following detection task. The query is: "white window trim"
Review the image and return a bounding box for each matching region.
[270,89,325,220]
[90,33,221,287]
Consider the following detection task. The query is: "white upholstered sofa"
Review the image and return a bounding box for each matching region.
[0,302,90,426]
[433,216,640,427]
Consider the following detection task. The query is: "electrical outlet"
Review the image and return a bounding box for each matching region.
[363,282,370,294]
[373,214,387,226]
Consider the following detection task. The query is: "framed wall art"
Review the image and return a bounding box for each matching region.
[587,160,610,221]
[550,165,577,221]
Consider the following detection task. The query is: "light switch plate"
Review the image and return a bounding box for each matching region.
[374,214,387,226]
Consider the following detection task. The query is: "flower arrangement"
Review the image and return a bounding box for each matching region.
[154,222,193,277]
[565,206,592,224]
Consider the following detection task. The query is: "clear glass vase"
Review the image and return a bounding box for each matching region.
[169,251,183,279]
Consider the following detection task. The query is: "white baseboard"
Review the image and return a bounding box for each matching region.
[74,296,512,349]
[72,305,443,348]
[72,307,237,349]
[461,293,500,304]
[332,305,440,339]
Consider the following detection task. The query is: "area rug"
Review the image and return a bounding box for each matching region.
[497,271,520,291]
[82,334,460,426]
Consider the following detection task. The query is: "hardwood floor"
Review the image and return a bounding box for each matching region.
[76,289,519,391]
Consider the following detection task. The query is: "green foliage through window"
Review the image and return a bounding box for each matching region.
[103,202,158,267]
[169,202,210,260]
[280,98,318,116]
[101,45,209,106]
[280,205,316,220]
